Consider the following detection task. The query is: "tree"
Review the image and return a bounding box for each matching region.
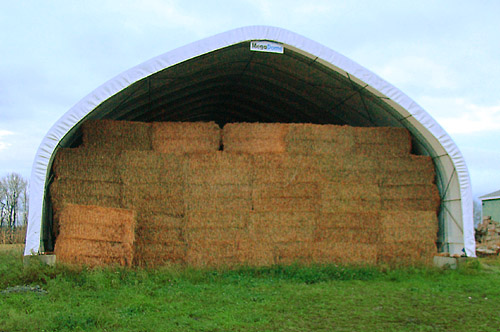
[0,173,28,229]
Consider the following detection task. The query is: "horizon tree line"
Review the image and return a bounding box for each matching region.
[0,172,28,230]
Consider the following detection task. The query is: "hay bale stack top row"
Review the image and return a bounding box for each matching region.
[51,120,439,267]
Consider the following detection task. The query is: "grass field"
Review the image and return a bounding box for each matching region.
[1,244,499,331]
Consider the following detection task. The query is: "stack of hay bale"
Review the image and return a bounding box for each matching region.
[51,120,150,266]
[50,120,439,267]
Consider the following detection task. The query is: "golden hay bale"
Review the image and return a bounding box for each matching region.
[313,227,380,244]
[353,127,411,147]
[59,222,133,244]
[378,155,435,172]
[50,179,123,212]
[184,183,253,212]
[249,211,317,227]
[312,241,378,265]
[57,204,135,241]
[377,240,437,266]
[380,184,439,200]
[185,196,253,213]
[55,237,134,267]
[186,152,252,185]
[53,147,122,167]
[320,183,381,213]
[185,212,250,229]
[153,121,220,139]
[253,197,318,213]
[81,119,152,151]
[353,143,410,157]
[135,211,185,228]
[52,148,121,182]
[252,154,324,184]
[286,123,355,143]
[133,243,186,267]
[119,151,186,184]
[380,170,436,186]
[185,236,251,267]
[381,199,441,212]
[286,139,352,155]
[186,183,252,199]
[381,211,438,229]
[152,122,221,153]
[273,241,314,265]
[252,182,320,199]
[318,212,381,229]
[184,227,250,243]
[321,182,380,201]
[223,123,290,154]
[134,212,185,245]
[122,183,183,202]
[242,245,276,266]
[379,211,438,243]
[380,184,440,212]
[250,223,314,243]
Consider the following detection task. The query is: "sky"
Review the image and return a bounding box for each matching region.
[0,0,499,199]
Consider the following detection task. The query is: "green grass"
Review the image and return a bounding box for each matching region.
[1,245,499,332]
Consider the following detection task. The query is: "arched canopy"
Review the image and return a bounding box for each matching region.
[25,26,475,257]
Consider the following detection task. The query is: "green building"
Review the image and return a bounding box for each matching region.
[480,190,500,222]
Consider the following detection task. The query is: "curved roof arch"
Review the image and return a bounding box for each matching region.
[24,25,475,256]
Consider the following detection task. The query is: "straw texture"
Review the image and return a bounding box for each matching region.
[50,120,440,267]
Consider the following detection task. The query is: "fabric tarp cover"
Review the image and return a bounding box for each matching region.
[24,25,475,257]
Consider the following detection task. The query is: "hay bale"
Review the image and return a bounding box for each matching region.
[314,227,380,244]
[252,154,323,184]
[185,212,250,229]
[253,197,318,213]
[353,127,411,148]
[50,179,123,210]
[82,119,152,151]
[185,233,250,267]
[273,241,314,265]
[380,184,440,212]
[379,211,438,243]
[223,123,289,153]
[252,182,319,199]
[57,204,135,241]
[377,240,436,266]
[312,241,378,265]
[320,183,381,213]
[285,124,354,155]
[249,212,316,243]
[287,123,355,143]
[133,212,186,266]
[120,151,186,185]
[52,148,121,182]
[152,121,220,154]
[56,238,134,266]
[133,243,186,267]
[318,212,381,229]
[186,152,252,185]
[54,204,135,267]
[184,183,252,214]
[119,151,186,184]
[378,155,435,172]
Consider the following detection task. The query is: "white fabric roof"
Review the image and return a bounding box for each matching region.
[24,25,475,257]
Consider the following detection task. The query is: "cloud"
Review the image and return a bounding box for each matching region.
[419,97,500,134]
[102,0,207,35]
[242,0,338,21]
[0,130,13,151]
[374,56,458,91]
